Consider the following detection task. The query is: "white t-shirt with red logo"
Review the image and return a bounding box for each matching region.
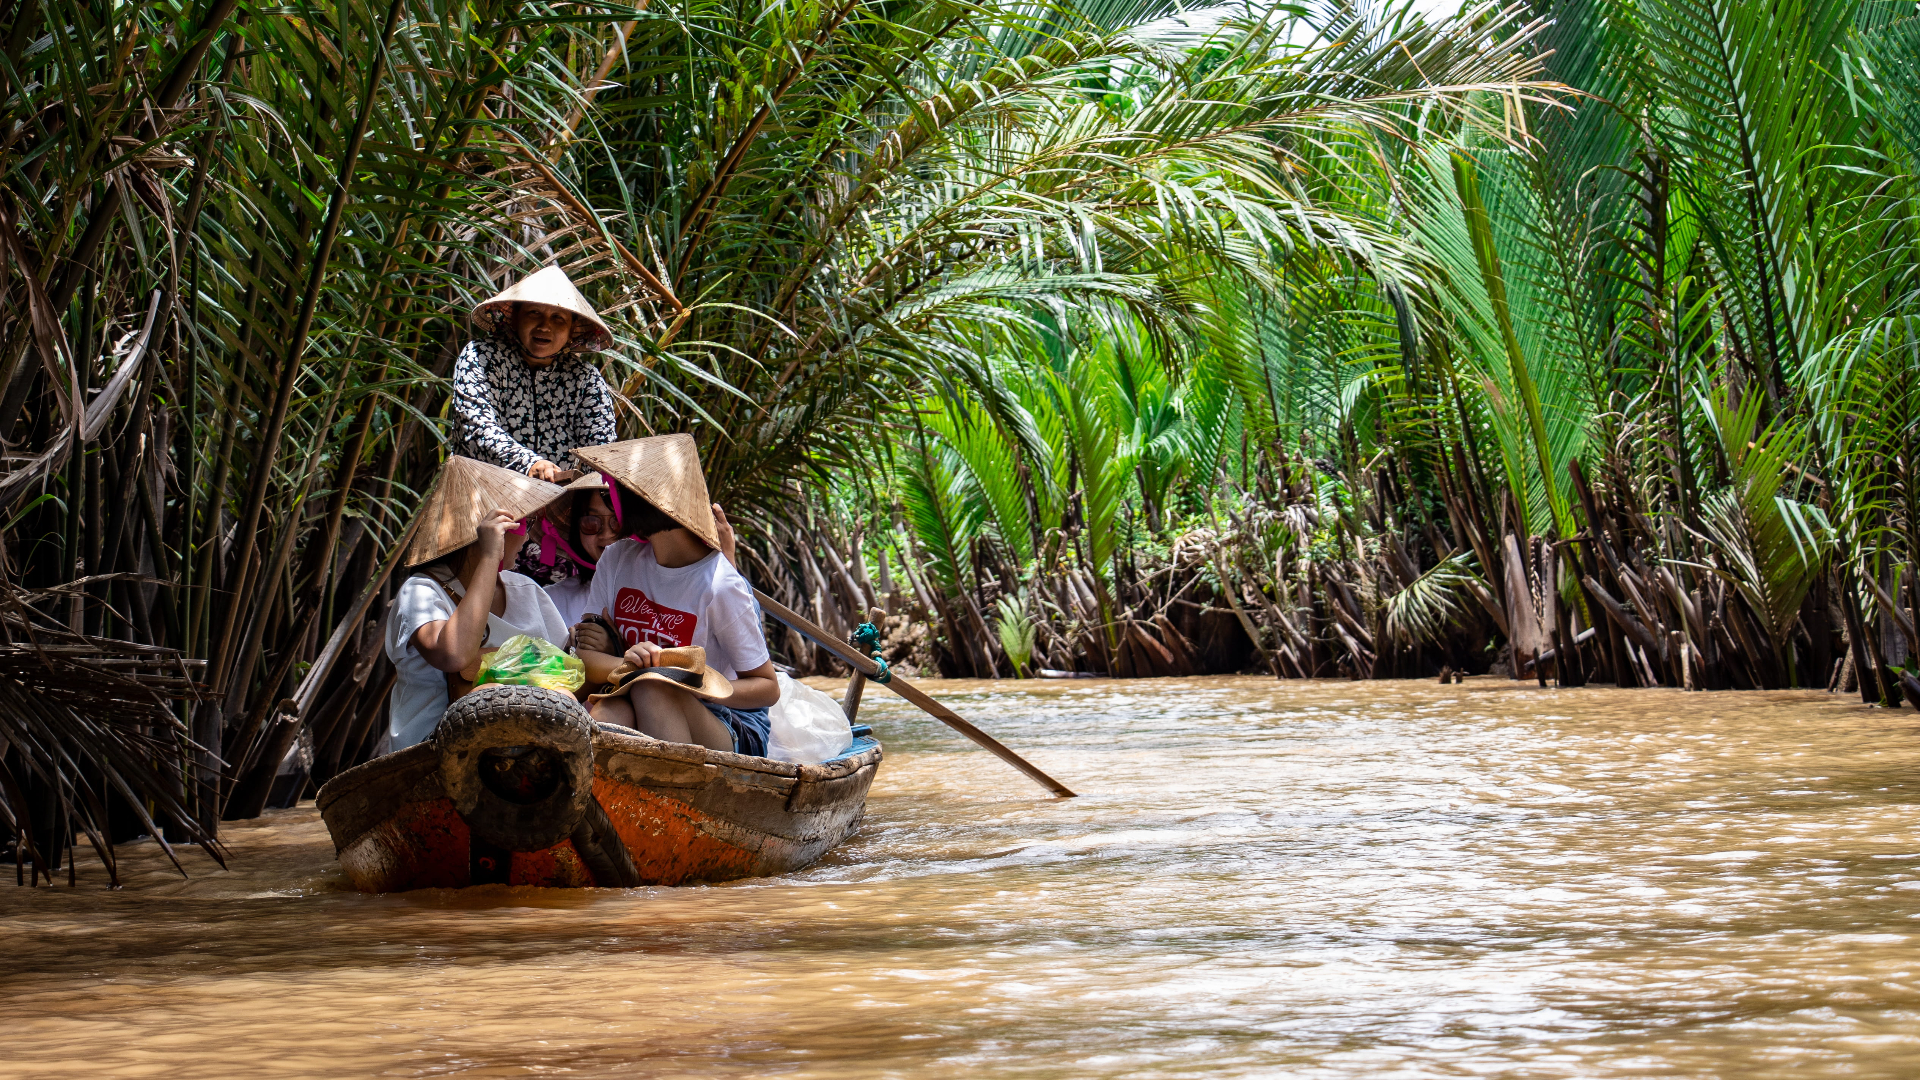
[587,539,770,680]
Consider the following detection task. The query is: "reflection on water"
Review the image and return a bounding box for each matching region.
[7,677,1920,1078]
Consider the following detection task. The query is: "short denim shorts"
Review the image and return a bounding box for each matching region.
[704,702,771,757]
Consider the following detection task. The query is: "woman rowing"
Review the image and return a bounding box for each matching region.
[452,264,619,483]
[382,457,569,750]
[453,264,619,590]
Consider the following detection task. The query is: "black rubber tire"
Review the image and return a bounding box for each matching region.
[433,685,595,852]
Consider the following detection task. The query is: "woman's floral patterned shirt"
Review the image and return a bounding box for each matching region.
[448,337,617,473]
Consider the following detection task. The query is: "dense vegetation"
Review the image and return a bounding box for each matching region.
[847,0,1920,698]
[3,0,1917,879]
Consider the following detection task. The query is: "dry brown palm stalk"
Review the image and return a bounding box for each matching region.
[0,582,222,886]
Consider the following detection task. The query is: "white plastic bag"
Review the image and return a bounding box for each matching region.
[766,672,854,763]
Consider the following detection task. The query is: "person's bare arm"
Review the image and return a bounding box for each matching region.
[727,660,780,709]
[578,622,625,683]
[579,648,626,684]
[573,618,644,684]
[712,503,737,566]
[571,619,611,656]
[411,510,513,673]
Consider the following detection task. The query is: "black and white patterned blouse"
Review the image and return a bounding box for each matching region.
[448,337,618,472]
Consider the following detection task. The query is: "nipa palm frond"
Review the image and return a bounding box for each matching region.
[994,593,1038,676]
[1696,389,1835,653]
[1382,552,1483,646]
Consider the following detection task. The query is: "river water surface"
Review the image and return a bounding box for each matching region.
[7,677,1920,1077]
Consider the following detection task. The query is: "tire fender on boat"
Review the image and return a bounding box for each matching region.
[434,685,596,852]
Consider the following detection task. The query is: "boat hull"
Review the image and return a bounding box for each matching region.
[317,724,881,891]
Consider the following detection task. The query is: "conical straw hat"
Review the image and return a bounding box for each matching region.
[532,471,611,519]
[573,434,720,550]
[405,456,567,566]
[471,265,614,353]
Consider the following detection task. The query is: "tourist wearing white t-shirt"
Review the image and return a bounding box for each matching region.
[573,487,778,755]
[381,458,568,750]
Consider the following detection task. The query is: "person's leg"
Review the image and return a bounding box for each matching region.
[626,682,732,751]
[679,700,736,752]
[589,696,636,728]
[615,683,690,742]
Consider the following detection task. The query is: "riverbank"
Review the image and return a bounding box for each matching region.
[6,677,1919,1078]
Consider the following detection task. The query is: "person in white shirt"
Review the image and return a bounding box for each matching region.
[382,457,569,751]
[570,436,779,755]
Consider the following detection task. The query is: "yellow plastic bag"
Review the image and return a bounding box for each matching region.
[473,634,586,694]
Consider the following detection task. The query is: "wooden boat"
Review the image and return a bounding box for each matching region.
[316,684,881,891]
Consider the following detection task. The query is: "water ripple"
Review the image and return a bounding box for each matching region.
[4,677,1918,1078]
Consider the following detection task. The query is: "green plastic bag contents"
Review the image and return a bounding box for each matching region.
[473,634,586,694]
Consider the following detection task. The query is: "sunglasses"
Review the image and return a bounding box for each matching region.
[576,513,613,536]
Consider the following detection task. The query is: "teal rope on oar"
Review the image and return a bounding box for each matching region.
[851,621,891,683]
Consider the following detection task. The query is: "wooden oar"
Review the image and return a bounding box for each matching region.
[753,589,1076,798]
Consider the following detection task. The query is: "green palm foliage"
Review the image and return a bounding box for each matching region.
[870,0,1920,692]
[1053,350,1137,590]
[994,592,1038,677]
[1407,144,1585,539]
[1633,0,1864,388]
[897,424,983,596]
[926,393,1035,566]
[1382,552,1481,646]
[561,0,1559,503]
[1697,389,1834,682]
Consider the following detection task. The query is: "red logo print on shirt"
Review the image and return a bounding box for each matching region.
[612,587,697,648]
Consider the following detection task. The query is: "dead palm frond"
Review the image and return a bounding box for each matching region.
[0,583,222,886]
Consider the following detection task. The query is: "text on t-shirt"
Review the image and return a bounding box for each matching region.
[613,586,698,648]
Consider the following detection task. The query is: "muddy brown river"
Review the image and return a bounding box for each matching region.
[6,677,1920,1077]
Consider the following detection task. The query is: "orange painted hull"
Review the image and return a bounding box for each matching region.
[316,725,881,891]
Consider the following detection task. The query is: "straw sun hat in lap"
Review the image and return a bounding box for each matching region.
[471,265,614,354]
[590,646,734,705]
[572,434,721,550]
[405,456,567,566]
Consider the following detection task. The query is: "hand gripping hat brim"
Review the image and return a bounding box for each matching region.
[572,434,721,550]
[472,264,614,353]
[405,456,568,566]
[588,646,734,704]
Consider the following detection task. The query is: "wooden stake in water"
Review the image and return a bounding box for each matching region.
[753,589,1076,798]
